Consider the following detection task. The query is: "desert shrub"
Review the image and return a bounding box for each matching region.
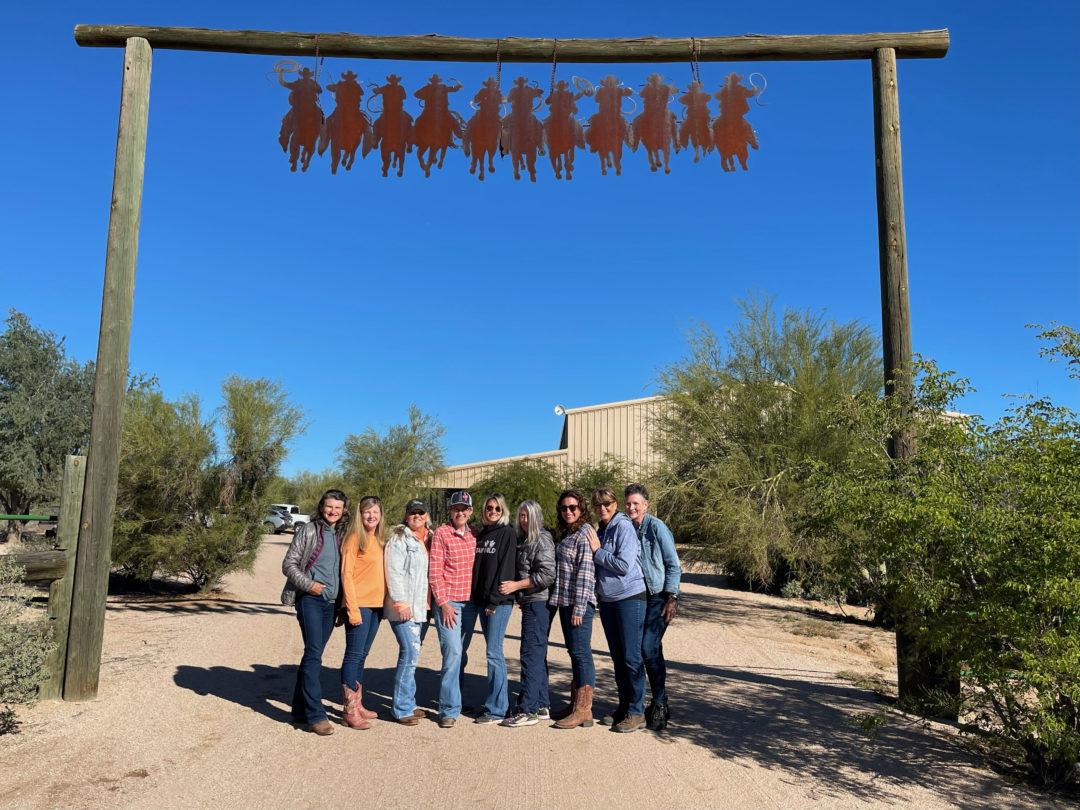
[0,556,54,734]
[812,326,1080,788]
[652,296,880,591]
[470,459,563,530]
[565,455,631,502]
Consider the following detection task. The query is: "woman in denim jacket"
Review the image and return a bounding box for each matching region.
[498,500,556,727]
[384,502,432,725]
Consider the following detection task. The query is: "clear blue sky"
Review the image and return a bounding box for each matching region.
[3,2,1077,474]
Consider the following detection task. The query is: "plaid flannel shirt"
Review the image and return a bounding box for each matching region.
[428,523,476,606]
[548,525,597,619]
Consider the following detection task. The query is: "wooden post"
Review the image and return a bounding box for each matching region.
[872,47,958,717]
[65,38,151,702]
[39,456,85,700]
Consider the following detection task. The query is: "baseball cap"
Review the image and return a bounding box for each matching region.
[448,491,472,508]
[404,499,428,516]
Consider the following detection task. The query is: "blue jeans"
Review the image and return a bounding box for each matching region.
[341,607,382,689]
[460,601,513,717]
[599,596,646,716]
[291,594,336,723]
[642,594,670,704]
[518,601,553,713]
[434,600,465,718]
[390,619,424,719]
[558,603,596,688]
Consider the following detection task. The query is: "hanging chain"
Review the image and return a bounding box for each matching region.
[689,36,702,84]
[313,34,323,81]
[495,39,502,88]
[549,37,559,93]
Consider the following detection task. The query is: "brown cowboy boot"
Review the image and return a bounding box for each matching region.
[549,680,577,721]
[355,684,377,720]
[341,685,371,730]
[554,685,594,729]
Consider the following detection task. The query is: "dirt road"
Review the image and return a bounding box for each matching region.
[0,536,1054,808]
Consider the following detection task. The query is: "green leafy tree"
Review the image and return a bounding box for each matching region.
[339,405,445,526]
[812,327,1080,788]
[566,455,631,502]
[652,296,880,590]
[0,311,94,543]
[470,460,563,530]
[113,377,304,591]
[0,556,54,734]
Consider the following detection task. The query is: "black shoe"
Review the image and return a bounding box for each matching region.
[599,708,627,727]
[646,701,670,731]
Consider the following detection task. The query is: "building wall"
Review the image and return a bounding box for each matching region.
[430,395,664,489]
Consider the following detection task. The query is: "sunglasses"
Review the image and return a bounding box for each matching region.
[596,500,616,508]
[558,504,581,513]
[484,505,502,513]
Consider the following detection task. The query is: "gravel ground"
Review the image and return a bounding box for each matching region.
[0,536,1061,809]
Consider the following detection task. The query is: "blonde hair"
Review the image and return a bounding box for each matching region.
[348,495,386,553]
[483,493,510,527]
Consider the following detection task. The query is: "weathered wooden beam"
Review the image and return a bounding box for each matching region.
[872,47,914,458]
[74,25,949,61]
[41,456,85,701]
[65,38,151,703]
[7,550,66,584]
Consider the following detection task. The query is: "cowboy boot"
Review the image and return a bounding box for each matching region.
[549,680,577,721]
[554,685,594,729]
[341,684,371,730]
[355,683,378,720]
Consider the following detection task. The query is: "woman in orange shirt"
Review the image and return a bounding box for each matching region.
[340,495,388,729]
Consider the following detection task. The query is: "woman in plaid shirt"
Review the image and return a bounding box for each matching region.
[547,488,599,729]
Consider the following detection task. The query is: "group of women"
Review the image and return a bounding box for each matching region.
[280,483,681,737]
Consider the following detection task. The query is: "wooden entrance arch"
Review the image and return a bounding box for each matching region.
[64,25,948,701]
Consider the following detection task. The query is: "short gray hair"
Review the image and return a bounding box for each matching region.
[516,500,544,545]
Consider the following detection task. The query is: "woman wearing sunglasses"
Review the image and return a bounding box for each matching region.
[547,489,598,729]
[459,492,518,724]
[589,486,648,733]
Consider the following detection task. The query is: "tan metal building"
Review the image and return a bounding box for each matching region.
[431,395,665,490]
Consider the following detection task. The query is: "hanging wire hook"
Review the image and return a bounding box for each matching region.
[689,37,702,85]
[550,37,559,94]
[749,72,768,105]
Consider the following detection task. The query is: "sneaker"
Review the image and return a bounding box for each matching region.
[438,716,456,729]
[537,706,551,721]
[501,712,539,728]
[474,712,504,725]
[613,714,646,733]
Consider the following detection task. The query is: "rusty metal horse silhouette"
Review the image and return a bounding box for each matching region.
[501,76,545,182]
[543,79,587,181]
[370,75,414,178]
[462,77,503,181]
[318,70,370,174]
[586,75,632,176]
[278,66,324,172]
[678,80,713,163]
[629,73,680,174]
[413,75,464,177]
[713,72,759,172]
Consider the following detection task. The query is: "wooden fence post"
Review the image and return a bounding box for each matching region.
[38,455,85,700]
[64,37,151,701]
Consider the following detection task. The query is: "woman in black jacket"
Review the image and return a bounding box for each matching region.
[498,499,556,727]
[460,492,518,724]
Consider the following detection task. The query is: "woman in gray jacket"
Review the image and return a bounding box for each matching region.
[281,489,351,736]
[497,500,556,727]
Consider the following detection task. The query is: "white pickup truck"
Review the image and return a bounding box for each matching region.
[272,503,310,528]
